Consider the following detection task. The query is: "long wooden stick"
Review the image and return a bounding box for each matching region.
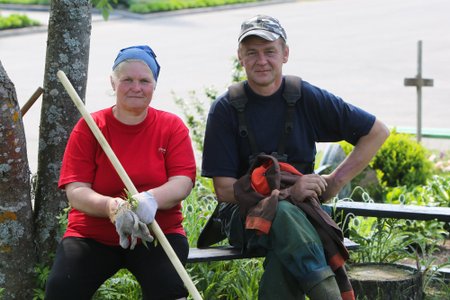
[57,70,202,300]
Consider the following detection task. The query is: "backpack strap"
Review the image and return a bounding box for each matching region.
[228,82,260,156]
[228,76,302,164]
[277,75,302,157]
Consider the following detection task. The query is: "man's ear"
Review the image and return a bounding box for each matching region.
[237,49,244,66]
[283,45,289,63]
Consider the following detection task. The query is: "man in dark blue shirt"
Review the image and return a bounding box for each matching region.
[202,15,389,300]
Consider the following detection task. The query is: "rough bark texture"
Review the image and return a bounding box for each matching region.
[33,0,92,266]
[0,61,36,299]
[348,263,423,300]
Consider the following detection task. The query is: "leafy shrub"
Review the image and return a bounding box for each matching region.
[0,13,40,30]
[0,0,49,4]
[372,130,433,187]
[385,175,449,207]
[128,0,257,14]
[340,130,434,189]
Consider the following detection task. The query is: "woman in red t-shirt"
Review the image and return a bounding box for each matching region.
[45,45,196,300]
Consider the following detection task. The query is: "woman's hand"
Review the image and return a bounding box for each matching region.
[133,191,158,224]
[113,201,154,249]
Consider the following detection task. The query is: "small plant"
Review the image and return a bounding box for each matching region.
[408,238,450,299]
[173,89,216,153]
[348,216,411,264]
[93,269,142,299]
[33,263,50,300]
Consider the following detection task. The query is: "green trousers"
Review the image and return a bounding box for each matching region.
[228,201,335,300]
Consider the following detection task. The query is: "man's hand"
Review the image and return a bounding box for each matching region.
[113,201,154,249]
[287,174,327,204]
[133,191,158,224]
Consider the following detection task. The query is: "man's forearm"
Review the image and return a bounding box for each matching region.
[213,176,238,203]
[324,119,390,199]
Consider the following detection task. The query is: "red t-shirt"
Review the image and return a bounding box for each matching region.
[59,106,196,246]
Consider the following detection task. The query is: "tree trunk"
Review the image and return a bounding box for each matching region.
[348,263,423,300]
[0,61,36,299]
[33,0,92,266]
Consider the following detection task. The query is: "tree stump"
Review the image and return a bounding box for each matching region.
[348,263,423,300]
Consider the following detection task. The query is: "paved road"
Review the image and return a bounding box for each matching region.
[1,0,449,173]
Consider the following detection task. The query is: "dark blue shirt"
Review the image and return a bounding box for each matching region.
[202,78,375,178]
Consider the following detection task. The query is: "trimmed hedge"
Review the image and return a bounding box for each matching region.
[0,13,40,30]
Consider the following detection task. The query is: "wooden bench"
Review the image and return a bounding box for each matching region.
[326,201,450,222]
[187,238,359,263]
[324,201,450,280]
[186,203,450,264]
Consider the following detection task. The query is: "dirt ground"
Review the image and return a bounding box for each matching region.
[434,238,450,266]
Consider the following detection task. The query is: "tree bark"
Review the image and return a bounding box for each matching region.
[33,0,92,266]
[0,61,36,299]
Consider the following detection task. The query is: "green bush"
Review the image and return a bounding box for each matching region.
[0,0,49,4]
[339,130,434,189]
[0,13,40,30]
[128,0,257,14]
[372,130,433,188]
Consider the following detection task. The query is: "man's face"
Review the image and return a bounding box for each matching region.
[238,36,289,93]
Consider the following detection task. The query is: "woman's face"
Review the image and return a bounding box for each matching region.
[111,60,155,114]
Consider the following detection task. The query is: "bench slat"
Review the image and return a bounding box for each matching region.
[187,238,358,263]
[329,202,450,222]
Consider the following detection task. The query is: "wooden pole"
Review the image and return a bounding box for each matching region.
[20,87,44,117]
[416,41,423,142]
[404,40,434,143]
[57,70,202,300]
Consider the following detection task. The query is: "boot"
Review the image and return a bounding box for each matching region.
[307,276,342,300]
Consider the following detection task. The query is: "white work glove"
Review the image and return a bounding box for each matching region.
[113,201,154,249]
[133,191,158,224]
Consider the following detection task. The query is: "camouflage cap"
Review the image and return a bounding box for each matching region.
[238,15,287,43]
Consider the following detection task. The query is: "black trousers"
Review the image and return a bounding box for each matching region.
[45,234,188,300]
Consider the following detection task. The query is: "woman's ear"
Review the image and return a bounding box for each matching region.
[110,76,115,91]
